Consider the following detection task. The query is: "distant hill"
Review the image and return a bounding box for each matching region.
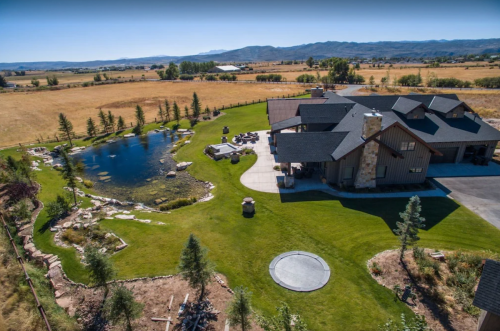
[197,49,229,55]
[1,39,499,70]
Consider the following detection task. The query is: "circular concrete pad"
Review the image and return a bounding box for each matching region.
[269,251,330,292]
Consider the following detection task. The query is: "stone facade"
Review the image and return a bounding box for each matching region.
[354,112,383,188]
[311,86,324,98]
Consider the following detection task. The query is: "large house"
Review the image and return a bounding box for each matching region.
[268,87,500,188]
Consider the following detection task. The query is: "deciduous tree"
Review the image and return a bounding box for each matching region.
[306,56,314,68]
[393,196,426,261]
[58,113,75,147]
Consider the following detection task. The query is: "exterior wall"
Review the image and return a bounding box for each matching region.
[477,310,500,331]
[445,106,465,119]
[429,140,497,163]
[324,161,340,183]
[376,127,431,185]
[336,149,362,186]
[406,107,426,120]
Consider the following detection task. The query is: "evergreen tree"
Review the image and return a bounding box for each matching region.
[117,116,126,131]
[87,117,97,137]
[184,105,189,119]
[98,108,109,133]
[191,92,202,119]
[60,150,78,205]
[105,284,144,331]
[227,286,253,331]
[58,113,75,147]
[256,302,308,331]
[205,105,210,116]
[135,105,146,126]
[393,196,426,261]
[108,111,116,132]
[178,234,214,301]
[173,102,181,125]
[0,74,7,87]
[158,104,165,123]
[306,56,314,68]
[84,246,116,295]
[164,99,171,122]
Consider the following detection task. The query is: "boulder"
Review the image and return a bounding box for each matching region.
[154,199,163,205]
[116,244,128,251]
[123,133,135,138]
[166,171,176,177]
[62,222,72,229]
[72,223,82,230]
[115,214,135,220]
[176,162,192,171]
[49,261,61,269]
[24,243,35,250]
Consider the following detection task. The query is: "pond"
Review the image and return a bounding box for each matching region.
[73,131,207,206]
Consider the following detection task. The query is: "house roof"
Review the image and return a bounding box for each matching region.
[323,91,357,104]
[298,103,353,124]
[276,132,348,163]
[214,65,241,71]
[267,98,326,125]
[473,259,500,316]
[392,97,427,115]
[271,116,302,132]
[428,96,464,114]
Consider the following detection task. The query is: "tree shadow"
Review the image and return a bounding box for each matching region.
[340,197,460,231]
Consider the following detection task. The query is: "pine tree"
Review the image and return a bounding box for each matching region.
[87,117,97,137]
[105,284,144,331]
[205,105,210,116]
[191,92,201,119]
[60,150,78,205]
[98,108,109,133]
[135,105,146,126]
[257,302,308,331]
[158,104,165,123]
[58,113,75,147]
[84,246,116,295]
[173,102,181,125]
[108,111,116,132]
[393,196,426,261]
[184,105,189,119]
[227,286,253,331]
[178,234,213,301]
[117,116,126,131]
[164,100,171,122]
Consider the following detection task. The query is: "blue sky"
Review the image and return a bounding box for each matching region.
[1,0,499,63]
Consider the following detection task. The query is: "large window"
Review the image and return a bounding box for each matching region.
[343,167,354,180]
[409,167,423,173]
[400,141,416,151]
[376,166,387,178]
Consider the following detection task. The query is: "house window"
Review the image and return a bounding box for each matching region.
[400,141,416,151]
[452,113,458,118]
[376,166,387,178]
[409,167,423,173]
[413,114,419,119]
[343,167,354,180]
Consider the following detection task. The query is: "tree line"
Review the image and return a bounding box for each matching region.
[179,61,217,74]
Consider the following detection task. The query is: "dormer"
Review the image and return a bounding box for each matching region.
[392,97,428,120]
[428,96,472,119]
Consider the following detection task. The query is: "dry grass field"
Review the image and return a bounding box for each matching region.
[0,81,308,147]
[355,87,500,118]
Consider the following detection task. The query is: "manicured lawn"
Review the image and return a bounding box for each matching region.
[3,101,500,330]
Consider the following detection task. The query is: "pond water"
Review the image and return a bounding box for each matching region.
[73,131,207,206]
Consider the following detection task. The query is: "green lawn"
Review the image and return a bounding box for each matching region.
[3,101,500,330]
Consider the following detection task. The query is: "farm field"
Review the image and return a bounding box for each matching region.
[2,101,500,330]
[0,81,308,147]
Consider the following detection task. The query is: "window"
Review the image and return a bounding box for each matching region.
[409,167,423,173]
[343,167,354,180]
[413,114,419,119]
[376,166,387,178]
[400,141,416,151]
[452,113,458,118]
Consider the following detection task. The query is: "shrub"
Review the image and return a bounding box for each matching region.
[242,148,254,155]
[474,76,500,88]
[296,74,316,83]
[83,179,94,188]
[273,165,280,171]
[413,247,425,261]
[179,74,194,81]
[62,229,85,245]
[370,262,383,276]
[159,197,197,211]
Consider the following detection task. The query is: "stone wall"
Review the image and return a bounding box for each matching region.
[354,112,382,188]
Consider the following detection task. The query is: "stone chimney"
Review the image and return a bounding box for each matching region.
[311,86,324,98]
[354,110,383,189]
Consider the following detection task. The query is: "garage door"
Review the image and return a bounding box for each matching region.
[430,147,459,164]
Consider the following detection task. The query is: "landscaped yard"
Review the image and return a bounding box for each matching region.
[3,101,500,330]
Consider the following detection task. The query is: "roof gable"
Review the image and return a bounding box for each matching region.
[428,96,464,114]
[276,132,348,163]
[473,259,500,316]
[267,98,326,125]
[392,97,427,115]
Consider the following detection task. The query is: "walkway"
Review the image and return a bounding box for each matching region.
[240,131,446,199]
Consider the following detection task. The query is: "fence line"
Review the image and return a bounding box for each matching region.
[1,213,52,331]
[0,91,311,150]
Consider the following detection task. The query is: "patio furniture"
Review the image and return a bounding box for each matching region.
[429,252,445,260]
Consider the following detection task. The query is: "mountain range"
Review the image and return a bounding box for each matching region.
[1,39,499,70]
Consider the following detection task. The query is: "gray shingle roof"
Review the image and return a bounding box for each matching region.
[323,91,357,104]
[267,98,326,125]
[392,97,426,115]
[298,103,353,124]
[473,259,500,316]
[428,96,464,114]
[271,116,302,132]
[276,132,348,163]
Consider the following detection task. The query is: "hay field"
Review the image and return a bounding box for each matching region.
[0,81,307,147]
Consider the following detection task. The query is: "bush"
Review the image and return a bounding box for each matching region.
[46,194,71,220]
[370,262,383,276]
[205,74,217,81]
[159,197,197,211]
[83,180,94,188]
[427,77,471,88]
[413,247,425,260]
[62,229,85,245]
[474,76,500,88]
[273,165,280,171]
[256,74,282,82]
[296,74,316,83]
[179,74,194,81]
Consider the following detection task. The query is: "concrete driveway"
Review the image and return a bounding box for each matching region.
[433,176,500,229]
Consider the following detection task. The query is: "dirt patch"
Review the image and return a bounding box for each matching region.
[367,249,481,331]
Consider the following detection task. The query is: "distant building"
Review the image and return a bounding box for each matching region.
[473,259,500,331]
[208,65,242,73]
[5,82,17,88]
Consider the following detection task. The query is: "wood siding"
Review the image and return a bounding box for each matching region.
[406,107,426,120]
[429,140,497,163]
[334,149,362,186]
[445,106,465,119]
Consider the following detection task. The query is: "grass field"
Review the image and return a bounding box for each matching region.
[3,101,500,330]
[0,81,307,147]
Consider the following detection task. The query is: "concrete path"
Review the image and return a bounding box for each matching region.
[427,163,500,177]
[433,177,500,229]
[240,131,446,199]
